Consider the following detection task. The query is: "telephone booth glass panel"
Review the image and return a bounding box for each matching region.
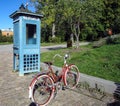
[26,24,37,44]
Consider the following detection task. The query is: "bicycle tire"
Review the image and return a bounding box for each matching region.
[30,74,54,106]
[64,65,80,89]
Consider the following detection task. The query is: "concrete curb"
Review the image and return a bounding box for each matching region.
[80,73,117,94]
[40,62,117,95]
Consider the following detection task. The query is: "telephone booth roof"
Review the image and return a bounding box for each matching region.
[10,4,43,19]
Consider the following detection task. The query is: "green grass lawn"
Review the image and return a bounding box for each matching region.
[41,43,120,83]
[41,42,66,46]
[0,42,12,45]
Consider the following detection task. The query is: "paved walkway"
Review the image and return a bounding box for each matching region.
[0,44,115,106]
[0,42,90,53]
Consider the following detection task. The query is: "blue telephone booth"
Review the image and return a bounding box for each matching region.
[10,4,43,76]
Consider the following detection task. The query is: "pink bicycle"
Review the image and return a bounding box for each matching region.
[29,53,80,106]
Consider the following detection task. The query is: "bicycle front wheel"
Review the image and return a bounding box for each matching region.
[30,74,54,106]
[64,65,80,89]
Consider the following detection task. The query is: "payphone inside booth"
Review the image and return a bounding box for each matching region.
[10,4,43,76]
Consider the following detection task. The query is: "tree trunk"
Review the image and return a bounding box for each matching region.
[70,33,74,46]
[70,19,80,49]
[75,35,79,49]
[52,23,56,38]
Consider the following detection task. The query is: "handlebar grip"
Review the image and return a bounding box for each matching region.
[53,54,62,59]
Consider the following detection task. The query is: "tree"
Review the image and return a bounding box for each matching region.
[69,1,83,48]
[57,0,85,48]
[103,0,120,33]
[0,30,2,42]
[31,0,58,38]
[57,0,105,47]
[82,0,105,40]
[30,0,120,43]
[0,30,2,36]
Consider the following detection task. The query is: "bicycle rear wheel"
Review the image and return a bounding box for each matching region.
[64,65,80,89]
[30,74,54,106]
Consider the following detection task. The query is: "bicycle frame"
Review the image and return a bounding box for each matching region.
[30,61,75,86]
[46,62,75,87]
[29,53,80,106]
[46,63,67,84]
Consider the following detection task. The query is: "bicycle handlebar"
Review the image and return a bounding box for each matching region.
[53,53,70,65]
[53,54,62,59]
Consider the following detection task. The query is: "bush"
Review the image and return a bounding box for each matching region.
[92,38,106,48]
[106,35,120,44]
[106,37,114,44]
[0,35,13,43]
[92,34,120,48]
[112,36,120,44]
[49,36,61,43]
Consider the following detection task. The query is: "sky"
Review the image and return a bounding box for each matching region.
[0,0,35,30]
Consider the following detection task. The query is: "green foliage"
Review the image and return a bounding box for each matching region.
[49,36,61,43]
[0,35,13,43]
[31,0,120,42]
[114,36,120,44]
[0,32,1,35]
[103,0,120,32]
[0,29,13,43]
[106,35,120,44]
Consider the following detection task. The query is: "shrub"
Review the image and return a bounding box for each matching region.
[112,36,120,44]
[106,35,120,44]
[49,36,61,43]
[0,35,13,43]
[106,37,114,44]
